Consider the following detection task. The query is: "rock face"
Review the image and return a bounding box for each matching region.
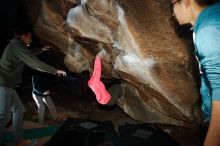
[22,0,202,127]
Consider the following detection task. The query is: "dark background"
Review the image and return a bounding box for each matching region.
[0,0,32,55]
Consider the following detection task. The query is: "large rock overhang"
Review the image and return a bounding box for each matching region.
[22,0,202,127]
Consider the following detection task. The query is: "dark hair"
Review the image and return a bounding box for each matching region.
[195,0,220,6]
[14,27,32,38]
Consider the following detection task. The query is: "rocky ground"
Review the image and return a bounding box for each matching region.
[17,72,207,146]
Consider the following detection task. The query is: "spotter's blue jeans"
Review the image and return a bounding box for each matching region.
[0,86,25,144]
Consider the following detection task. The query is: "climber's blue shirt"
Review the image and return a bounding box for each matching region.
[193,2,220,121]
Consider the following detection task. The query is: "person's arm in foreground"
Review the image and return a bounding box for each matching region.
[204,101,220,146]
[197,25,220,146]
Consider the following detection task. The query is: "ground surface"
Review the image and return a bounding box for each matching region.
[15,77,207,146]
